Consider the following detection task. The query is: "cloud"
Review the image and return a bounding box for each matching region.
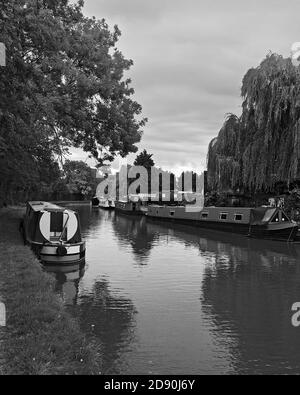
[71,0,300,173]
[82,0,166,22]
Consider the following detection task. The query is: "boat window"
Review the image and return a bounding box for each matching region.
[262,209,277,222]
[219,213,228,220]
[234,214,243,221]
[201,212,209,219]
[281,212,290,222]
[170,211,175,216]
[271,213,280,223]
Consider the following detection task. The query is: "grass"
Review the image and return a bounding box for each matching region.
[0,207,102,375]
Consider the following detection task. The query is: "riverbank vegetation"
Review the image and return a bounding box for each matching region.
[0,208,101,374]
[0,0,147,207]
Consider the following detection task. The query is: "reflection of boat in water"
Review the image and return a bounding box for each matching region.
[92,197,115,210]
[146,218,300,260]
[22,202,86,265]
[147,205,299,242]
[44,261,85,274]
[44,261,86,306]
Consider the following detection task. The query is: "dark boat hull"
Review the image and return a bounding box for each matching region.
[115,201,144,216]
[249,224,299,242]
[147,215,298,242]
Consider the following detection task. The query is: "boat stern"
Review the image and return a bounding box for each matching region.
[38,241,86,265]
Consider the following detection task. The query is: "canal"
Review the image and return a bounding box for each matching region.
[47,205,300,374]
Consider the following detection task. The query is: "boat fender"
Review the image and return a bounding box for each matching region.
[57,245,68,257]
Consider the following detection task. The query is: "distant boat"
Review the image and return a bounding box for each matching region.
[22,202,86,264]
[146,205,299,242]
[92,197,115,210]
[115,196,145,216]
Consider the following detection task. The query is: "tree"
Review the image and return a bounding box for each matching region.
[207,53,300,194]
[285,190,300,220]
[134,150,155,169]
[132,150,155,195]
[63,160,97,199]
[0,0,147,204]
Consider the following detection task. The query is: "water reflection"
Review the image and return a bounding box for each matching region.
[201,242,300,375]
[146,220,300,374]
[44,262,85,306]
[112,213,159,265]
[48,206,300,374]
[70,278,137,374]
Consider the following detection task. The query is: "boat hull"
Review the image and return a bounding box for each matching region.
[115,201,144,216]
[249,224,299,242]
[147,212,299,242]
[31,242,86,265]
[147,215,250,233]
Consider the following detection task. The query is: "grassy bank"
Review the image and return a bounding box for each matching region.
[0,207,101,375]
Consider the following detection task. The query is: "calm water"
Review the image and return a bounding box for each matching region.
[47,205,300,375]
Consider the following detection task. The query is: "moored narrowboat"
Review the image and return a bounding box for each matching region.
[92,196,115,210]
[146,205,299,242]
[22,202,86,265]
[115,198,145,215]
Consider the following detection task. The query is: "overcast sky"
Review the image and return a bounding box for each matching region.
[71,0,300,174]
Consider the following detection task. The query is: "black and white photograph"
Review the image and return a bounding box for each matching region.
[1,0,300,379]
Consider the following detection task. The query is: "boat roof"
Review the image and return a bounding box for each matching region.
[28,201,74,213]
[148,205,279,215]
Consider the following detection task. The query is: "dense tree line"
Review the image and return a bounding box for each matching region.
[207,53,300,194]
[0,0,146,205]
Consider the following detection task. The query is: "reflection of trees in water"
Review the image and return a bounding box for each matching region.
[62,208,138,373]
[73,278,138,374]
[77,209,300,373]
[200,241,300,374]
[78,208,158,265]
[47,258,137,373]
[112,213,159,265]
[146,219,300,374]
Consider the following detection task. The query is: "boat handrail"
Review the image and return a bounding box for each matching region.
[59,211,70,244]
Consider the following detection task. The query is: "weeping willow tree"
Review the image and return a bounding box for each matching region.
[207,53,300,193]
[207,113,241,191]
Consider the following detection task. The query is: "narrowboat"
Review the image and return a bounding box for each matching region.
[146,205,299,242]
[115,198,145,215]
[92,196,115,210]
[22,202,86,264]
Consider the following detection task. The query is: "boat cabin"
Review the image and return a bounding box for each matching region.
[24,202,82,244]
